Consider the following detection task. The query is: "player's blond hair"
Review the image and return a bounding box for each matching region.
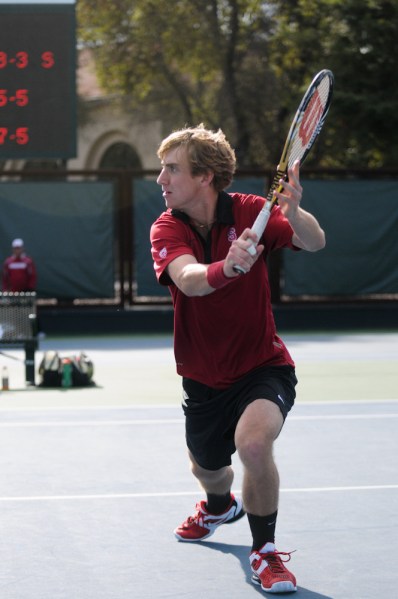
[157,124,236,191]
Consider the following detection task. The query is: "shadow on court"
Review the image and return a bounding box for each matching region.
[200,541,333,598]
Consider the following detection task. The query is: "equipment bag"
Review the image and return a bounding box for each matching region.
[38,351,94,387]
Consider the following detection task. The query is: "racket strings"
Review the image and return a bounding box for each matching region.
[288,76,332,168]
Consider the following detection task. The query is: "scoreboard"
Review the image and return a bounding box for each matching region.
[0,2,76,159]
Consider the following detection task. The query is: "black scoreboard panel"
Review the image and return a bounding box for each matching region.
[0,3,76,159]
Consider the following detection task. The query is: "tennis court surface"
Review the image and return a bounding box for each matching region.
[0,331,397,598]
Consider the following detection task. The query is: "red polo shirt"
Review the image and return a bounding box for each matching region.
[2,254,37,292]
[150,191,298,388]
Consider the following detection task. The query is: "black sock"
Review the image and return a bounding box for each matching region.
[247,510,278,551]
[205,492,232,515]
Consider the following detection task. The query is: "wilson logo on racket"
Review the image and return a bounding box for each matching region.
[299,90,324,146]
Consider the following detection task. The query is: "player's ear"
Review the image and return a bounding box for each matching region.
[200,170,214,187]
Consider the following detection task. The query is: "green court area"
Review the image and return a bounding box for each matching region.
[289,331,398,403]
[0,331,396,408]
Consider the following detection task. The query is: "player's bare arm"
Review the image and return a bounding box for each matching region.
[167,230,264,297]
[274,160,326,252]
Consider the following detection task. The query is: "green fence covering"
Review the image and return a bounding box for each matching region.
[1,177,396,300]
[283,179,398,296]
[0,182,114,298]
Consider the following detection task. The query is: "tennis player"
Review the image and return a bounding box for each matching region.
[150,124,325,594]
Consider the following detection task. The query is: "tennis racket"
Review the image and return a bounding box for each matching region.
[233,69,334,274]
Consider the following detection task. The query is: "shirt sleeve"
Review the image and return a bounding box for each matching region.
[150,216,196,286]
[231,193,299,254]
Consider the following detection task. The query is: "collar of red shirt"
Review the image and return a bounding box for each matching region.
[170,190,235,226]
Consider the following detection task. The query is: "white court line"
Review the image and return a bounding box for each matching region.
[0,419,184,427]
[290,413,398,421]
[0,413,398,427]
[0,398,397,413]
[0,484,397,502]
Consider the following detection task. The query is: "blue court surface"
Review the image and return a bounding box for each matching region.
[0,332,397,598]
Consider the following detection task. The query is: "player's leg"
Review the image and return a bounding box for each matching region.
[174,452,245,542]
[175,377,245,541]
[189,450,234,495]
[235,399,297,593]
[235,399,282,517]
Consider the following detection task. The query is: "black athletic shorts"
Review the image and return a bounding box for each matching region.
[181,364,297,471]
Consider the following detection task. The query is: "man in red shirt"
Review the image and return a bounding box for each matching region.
[2,238,37,292]
[150,125,325,594]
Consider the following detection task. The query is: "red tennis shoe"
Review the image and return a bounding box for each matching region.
[174,494,245,542]
[250,542,297,593]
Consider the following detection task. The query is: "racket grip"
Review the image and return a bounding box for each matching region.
[246,204,271,255]
[232,203,272,274]
[233,264,247,275]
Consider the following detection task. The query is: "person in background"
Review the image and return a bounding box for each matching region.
[2,238,37,292]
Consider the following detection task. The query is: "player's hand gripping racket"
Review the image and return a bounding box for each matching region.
[233,69,334,274]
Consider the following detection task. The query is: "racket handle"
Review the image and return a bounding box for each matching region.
[233,264,247,275]
[249,202,272,249]
[232,202,272,274]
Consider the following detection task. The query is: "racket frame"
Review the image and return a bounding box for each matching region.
[233,69,334,275]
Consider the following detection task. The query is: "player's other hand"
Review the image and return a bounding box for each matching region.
[274,160,303,220]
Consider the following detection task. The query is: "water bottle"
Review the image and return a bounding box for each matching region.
[61,359,72,388]
[2,366,9,391]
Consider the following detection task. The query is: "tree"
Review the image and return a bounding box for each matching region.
[267,0,398,167]
[77,0,398,168]
[78,0,286,166]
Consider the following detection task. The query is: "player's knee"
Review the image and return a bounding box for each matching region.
[237,435,273,469]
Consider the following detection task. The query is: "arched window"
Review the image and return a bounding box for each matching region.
[22,160,64,179]
[99,142,142,170]
[23,160,63,171]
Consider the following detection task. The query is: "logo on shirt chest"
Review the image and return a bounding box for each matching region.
[227,227,237,242]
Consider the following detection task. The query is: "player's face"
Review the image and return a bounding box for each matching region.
[157,146,204,212]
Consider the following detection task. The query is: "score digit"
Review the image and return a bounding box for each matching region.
[0,128,8,144]
[41,51,55,69]
[15,51,28,69]
[15,89,29,106]
[16,127,29,145]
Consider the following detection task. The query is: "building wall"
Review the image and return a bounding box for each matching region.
[68,101,162,170]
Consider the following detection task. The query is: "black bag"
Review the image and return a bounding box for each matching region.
[69,353,94,386]
[39,351,94,387]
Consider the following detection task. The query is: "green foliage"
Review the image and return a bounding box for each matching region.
[77,0,398,167]
[267,0,398,167]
